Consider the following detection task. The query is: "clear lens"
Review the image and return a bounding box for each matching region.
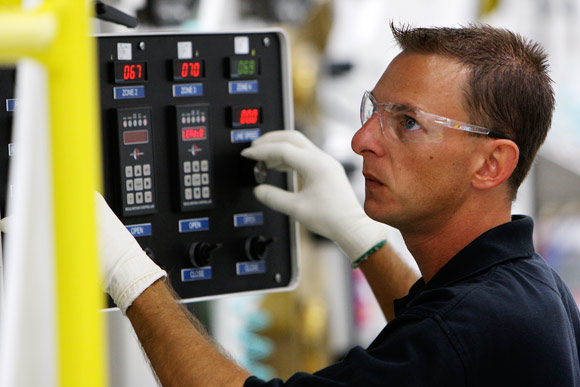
[360,91,375,126]
[383,110,444,143]
[360,91,456,144]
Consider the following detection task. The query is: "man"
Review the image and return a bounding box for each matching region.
[8,23,579,385]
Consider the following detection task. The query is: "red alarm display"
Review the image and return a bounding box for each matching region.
[231,106,262,127]
[182,126,206,141]
[173,59,205,80]
[114,61,147,83]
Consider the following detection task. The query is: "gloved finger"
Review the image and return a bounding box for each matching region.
[251,130,318,151]
[253,184,300,217]
[241,142,315,174]
[0,216,10,233]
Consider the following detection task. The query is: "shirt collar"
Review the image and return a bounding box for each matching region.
[394,215,536,315]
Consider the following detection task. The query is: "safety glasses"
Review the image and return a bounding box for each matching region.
[360,90,514,144]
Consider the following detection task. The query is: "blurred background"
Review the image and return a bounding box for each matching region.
[96,0,580,383]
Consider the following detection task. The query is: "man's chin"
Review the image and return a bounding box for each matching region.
[363,201,395,226]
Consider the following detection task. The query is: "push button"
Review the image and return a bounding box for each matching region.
[143,163,151,176]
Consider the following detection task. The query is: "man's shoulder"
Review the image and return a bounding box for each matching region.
[405,254,566,319]
[388,254,580,385]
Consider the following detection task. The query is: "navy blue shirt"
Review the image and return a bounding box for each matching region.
[246,216,580,386]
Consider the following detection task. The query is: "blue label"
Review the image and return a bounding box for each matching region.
[233,212,264,227]
[179,217,210,233]
[181,267,212,281]
[231,129,261,143]
[114,86,145,99]
[236,261,266,275]
[126,223,152,237]
[228,80,259,94]
[8,143,15,156]
[6,99,17,112]
[172,83,204,97]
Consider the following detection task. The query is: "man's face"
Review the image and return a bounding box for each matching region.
[352,52,482,233]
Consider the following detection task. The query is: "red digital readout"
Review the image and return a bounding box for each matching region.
[232,107,261,127]
[173,60,204,80]
[182,127,206,141]
[123,64,142,80]
[181,61,201,78]
[114,61,147,82]
[239,108,259,125]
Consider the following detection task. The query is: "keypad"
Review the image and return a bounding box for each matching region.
[125,163,153,205]
[183,159,211,201]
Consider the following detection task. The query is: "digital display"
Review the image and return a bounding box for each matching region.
[123,129,149,145]
[173,59,205,80]
[182,126,206,141]
[231,106,261,127]
[229,57,260,79]
[114,61,147,83]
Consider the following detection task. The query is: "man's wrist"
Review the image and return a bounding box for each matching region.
[107,250,167,314]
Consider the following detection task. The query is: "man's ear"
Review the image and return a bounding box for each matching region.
[472,140,519,190]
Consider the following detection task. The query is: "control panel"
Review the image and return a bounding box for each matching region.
[117,107,156,216]
[0,31,298,306]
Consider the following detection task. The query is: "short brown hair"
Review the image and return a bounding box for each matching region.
[391,23,555,199]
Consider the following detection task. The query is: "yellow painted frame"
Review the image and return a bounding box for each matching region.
[0,1,105,386]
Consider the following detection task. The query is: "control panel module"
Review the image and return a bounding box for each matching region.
[0,31,299,306]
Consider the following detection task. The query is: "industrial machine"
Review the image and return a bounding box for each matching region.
[0,30,299,307]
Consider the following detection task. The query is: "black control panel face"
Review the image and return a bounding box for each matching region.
[98,31,297,305]
[117,107,156,216]
[0,31,298,306]
[175,104,214,211]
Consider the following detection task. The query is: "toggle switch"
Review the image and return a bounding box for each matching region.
[245,235,275,261]
[189,241,222,267]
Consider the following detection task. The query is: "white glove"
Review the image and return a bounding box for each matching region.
[96,192,166,313]
[241,130,389,267]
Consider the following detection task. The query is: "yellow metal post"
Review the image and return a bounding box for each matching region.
[0,0,106,386]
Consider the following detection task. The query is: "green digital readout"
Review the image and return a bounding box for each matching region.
[229,57,260,79]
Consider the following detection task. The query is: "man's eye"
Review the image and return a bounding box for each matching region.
[403,116,422,131]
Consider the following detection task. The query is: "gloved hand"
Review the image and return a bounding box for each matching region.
[95,192,166,313]
[241,130,389,267]
[1,196,165,313]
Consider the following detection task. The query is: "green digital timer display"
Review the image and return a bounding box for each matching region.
[229,57,260,79]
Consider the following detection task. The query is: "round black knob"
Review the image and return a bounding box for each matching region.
[189,241,222,267]
[253,161,268,184]
[245,235,275,261]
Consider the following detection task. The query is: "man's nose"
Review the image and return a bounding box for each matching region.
[352,113,384,156]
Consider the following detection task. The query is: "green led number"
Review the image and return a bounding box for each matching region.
[237,59,255,76]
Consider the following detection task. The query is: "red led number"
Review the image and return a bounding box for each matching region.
[181,61,201,78]
[239,108,259,125]
[182,127,205,141]
[123,64,142,80]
